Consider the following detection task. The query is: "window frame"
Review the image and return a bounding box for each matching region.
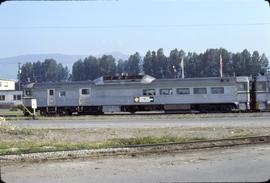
[193,88,207,94]
[142,89,156,96]
[176,88,190,95]
[0,95,5,101]
[49,89,54,96]
[159,88,173,95]
[59,91,66,97]
[3,82,8,87]
[25,90,32,96]
[17,95,21,100]
[81,88,90,95]
[211,87,224,94]
[237,82,248,92]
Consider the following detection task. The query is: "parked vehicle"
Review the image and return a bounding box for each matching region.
[22,75,253,115]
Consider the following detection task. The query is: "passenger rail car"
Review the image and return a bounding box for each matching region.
[22,75,251,115]
[0,90,22,109]
[253,75,270,111]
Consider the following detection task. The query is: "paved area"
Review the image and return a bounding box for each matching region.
[8,113,270,129]
[1,144,270,183]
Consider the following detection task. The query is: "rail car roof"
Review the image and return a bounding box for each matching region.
[23,80,94,89]
[23,75,248,89]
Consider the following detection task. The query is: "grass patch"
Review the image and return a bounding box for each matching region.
[0,109,23,116]
[0,125,39,135]
[0,136,207,156]
[108,136,206,146]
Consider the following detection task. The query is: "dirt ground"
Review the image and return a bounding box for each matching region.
[1,113,270,154]
[1,122,270,147]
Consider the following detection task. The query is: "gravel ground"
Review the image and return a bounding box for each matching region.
[8,112,270,129]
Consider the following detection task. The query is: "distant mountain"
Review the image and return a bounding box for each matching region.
[0,54,86,79]
[0,52,129,79]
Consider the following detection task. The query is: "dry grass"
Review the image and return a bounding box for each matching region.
[1,122,269,155]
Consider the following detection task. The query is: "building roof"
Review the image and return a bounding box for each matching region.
[0,78,16,82]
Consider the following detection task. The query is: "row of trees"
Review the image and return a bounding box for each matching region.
[20,59,69,83]
[20,48,269,83]
[72,48,269,80]
[72,53,141,81]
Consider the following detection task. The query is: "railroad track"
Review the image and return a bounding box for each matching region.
[122,135,270,154]
[1,135,270,163]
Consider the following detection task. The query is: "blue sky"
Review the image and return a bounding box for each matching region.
[0,0,269,58]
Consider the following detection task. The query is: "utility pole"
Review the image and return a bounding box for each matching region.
[181,57,184,79]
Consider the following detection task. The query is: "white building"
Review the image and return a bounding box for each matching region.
[0,79,22,108]
[0,79,15,91]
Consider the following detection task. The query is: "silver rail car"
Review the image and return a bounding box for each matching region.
[22,75,250,115]
[253,75,270,111]
[0,90,22,109]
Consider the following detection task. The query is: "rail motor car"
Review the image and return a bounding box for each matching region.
[22,75,251,115]
[0,90,22,109]
[253,75,270,111]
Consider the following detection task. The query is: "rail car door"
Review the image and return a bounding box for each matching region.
[79,88,90,106]
[47,89,56,106]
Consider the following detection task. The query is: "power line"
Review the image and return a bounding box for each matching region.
[1,0,116,4]
[1,23,270,30]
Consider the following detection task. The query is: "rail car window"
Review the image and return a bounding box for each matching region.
[25,90,31,96]
[160,88,173,95]
[4,82,8,87]
[143,89,156,96]
[176,88,190,95]
[13,95,21,100]
[59,91,66,97]
[0,95,5,101]
[49,89,54,96]
[0,82,1,87]
[193,88,207,94]
[256,82,267,91]
[237,82,248,91]
[211,87,224,94]
[81,89,90,95]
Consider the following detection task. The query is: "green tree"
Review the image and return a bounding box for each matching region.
[185,52,201,78]
[99,55,116,76]
[117,59,128,75]
[20,59,69,83]
[127,52,141,75]
[83,56,99,80]
[168,49,185,78]
[143,50,153,76]
[156,48,168,78]
[258,53,269,75]
[20,62,33,83]
[72,59,84,81]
